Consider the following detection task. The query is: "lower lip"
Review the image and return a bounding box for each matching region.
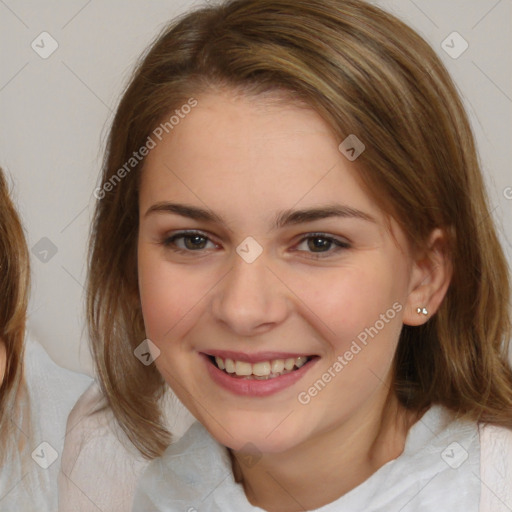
[202,354,318,397]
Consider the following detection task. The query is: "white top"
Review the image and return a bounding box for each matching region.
[0,335,92,512]
[59,382,512,512]
[132,405,512,512]
[58,381,196,512]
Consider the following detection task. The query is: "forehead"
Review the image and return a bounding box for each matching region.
[158,91,337,165]
[139,91,382,225]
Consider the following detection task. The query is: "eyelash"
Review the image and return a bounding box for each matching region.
[161,230,351,259]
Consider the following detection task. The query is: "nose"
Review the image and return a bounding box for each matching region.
[211,251,290,336]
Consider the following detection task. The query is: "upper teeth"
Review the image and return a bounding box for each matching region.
[214,356,309,378]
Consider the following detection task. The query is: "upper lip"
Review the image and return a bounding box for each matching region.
[202,350,315,363]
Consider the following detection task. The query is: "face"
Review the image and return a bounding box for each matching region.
[138,91,418,454]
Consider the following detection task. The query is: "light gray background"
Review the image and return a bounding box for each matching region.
[1,0,511,376]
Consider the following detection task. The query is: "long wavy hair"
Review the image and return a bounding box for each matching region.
[0,167,30,465]
[87,0,512,458]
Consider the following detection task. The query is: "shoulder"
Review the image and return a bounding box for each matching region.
[479,423,512,512]
[59,382,196,512]
[133,422,245,511]
[22,334,92,450]
[24,335,92,414]
[59,381,150,512]
[2,335,93,511]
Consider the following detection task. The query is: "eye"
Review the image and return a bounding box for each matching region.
[162,231,217,252]
[160,231,350,258]
[294,233,350,258]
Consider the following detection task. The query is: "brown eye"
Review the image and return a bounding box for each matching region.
[162,231,216,252]
[295,233,350,258]
[182,234,208,250]
[307,236,332,252]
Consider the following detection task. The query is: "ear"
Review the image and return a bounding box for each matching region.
[403,228,452,326]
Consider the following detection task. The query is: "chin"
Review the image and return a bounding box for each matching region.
[201,411,312,455]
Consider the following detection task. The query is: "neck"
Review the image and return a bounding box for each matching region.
[230,391,422,512]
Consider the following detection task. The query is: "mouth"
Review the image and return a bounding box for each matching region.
[202,351,319,397]
[206,354,316,380]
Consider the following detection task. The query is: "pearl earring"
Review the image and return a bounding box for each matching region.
[416,307,428,315]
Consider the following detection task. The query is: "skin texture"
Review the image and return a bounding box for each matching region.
[137,91,451,511]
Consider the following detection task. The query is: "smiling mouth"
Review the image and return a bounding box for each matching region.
[208,355,315,380]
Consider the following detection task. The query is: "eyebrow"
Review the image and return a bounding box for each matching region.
[144,202,377,228]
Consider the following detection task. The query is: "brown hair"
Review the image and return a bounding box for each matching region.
[88,0,512,458]
[0,167,30,463]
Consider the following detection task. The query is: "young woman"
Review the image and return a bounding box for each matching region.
[61,0,512,511]
[0,167,91,511]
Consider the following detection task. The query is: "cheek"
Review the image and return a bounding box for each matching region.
[301,263,403,345]
[138,251,203,342]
